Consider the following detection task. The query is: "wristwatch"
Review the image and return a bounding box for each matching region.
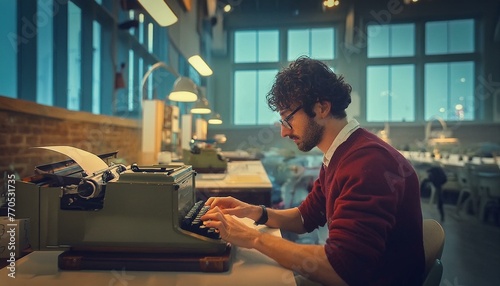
[254,205,268,225]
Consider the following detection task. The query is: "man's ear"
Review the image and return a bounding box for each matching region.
[316,101,331,118]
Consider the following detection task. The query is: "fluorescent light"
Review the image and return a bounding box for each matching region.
[188,55,213,76]
[138,0,178,27]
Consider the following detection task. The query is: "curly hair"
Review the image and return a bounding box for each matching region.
[266,56,352,119]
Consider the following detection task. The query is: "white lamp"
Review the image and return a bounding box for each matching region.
[140,62,198,103]
[208,113,223,124]
[191,97,211,114]
[168,77,198,102]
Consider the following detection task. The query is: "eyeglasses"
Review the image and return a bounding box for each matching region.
[279,105,302,129]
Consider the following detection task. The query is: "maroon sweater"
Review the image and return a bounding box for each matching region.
[298,128,424,286]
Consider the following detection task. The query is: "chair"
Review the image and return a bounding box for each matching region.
[475,165,500,223]
[456,163,480,215]
[422,219,445,286]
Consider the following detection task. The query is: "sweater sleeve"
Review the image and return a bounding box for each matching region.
[298,166,327,231]
[324,147,405,285]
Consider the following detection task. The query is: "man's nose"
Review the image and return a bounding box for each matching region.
[280,125,291,138]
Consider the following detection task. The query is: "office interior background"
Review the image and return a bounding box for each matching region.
[0,0,500,284]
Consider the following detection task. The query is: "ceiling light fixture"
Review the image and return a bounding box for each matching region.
[138,0,178,26]
[188,55,213,76]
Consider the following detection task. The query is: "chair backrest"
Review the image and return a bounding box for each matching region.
[422,219,445,277]
[475,169,500,198]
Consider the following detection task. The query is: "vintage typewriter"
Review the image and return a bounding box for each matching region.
[17,149,231,271]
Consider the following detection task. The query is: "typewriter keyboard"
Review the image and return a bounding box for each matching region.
[181,201,220,239]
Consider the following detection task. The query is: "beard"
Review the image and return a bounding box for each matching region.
[296,117,324,152]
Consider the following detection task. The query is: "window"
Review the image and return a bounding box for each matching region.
[37,0,54,106]
[148,23,154,53]
[424,19,475,121]
[425,19,474,55]
[366,23,416,122]
[128,49,135,111]
[234,30,279,63]
[365,20,476,122]
[367,23,415,58]
[92,21,101,114]
[67,1,82,110]
[288,27,335,61]
[366,65,415,122]
[234,70,277,125]
[0,0,17,98]
[425,62,474,121]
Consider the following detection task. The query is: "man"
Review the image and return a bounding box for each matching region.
[201,56,424,286]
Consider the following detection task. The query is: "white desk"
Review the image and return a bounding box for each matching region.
[195,161,273,206]
[0,219,296,286]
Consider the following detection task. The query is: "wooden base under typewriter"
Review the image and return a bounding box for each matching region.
[58,246,232,273]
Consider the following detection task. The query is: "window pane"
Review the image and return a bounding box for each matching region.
[425,22,447,55]
[258,31,279,62]
[0,0,17,98]
[391,24,414,57]
[425,62,474,120]
[234,71,257,124]
[311,28,334,60]
[288,28,335,61]
[92,21,101,114]
[128,50,134,110]
[426,19,474,55]
[390,65,415,121]
[424,63,448,120]
[288,29,309,61]
[367,25,389,58]
[449,19,474,54]
[68,2,81,110]
[368,24,415,58]
[235,31,257,63]
[148,23,154,53]
[367,66,390,121]
[367,65,415,122]
[449,62,474,120]
[37,0,53,105]
[257,70,278,124]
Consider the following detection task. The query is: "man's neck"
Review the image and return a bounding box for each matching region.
[317,117,349,154]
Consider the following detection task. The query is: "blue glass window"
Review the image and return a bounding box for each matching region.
[234,70,278,125]
[234,30,279,63]
[68,1,82,110]
[288,28,335,61]
[0,0,17,98]
[425,62,474,121]
[426,19,474,55]
[366,65,415,122]
[367,24,415,58]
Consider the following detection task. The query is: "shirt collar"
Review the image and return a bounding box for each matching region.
[322,119,360,167]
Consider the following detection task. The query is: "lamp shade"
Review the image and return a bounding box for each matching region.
[191,97,211,114]
[208,113,223,124]
[168,77,198,102]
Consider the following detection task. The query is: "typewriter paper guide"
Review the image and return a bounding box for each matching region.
[34,146,109,174]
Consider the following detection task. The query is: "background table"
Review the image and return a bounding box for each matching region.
[195,161,273,206]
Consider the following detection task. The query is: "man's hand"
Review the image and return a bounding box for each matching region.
[201,206,261,249]
[204,196,262,221]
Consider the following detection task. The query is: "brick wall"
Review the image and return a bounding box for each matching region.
[0,96,141,198]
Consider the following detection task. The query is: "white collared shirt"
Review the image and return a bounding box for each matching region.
[322,119,360,167]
